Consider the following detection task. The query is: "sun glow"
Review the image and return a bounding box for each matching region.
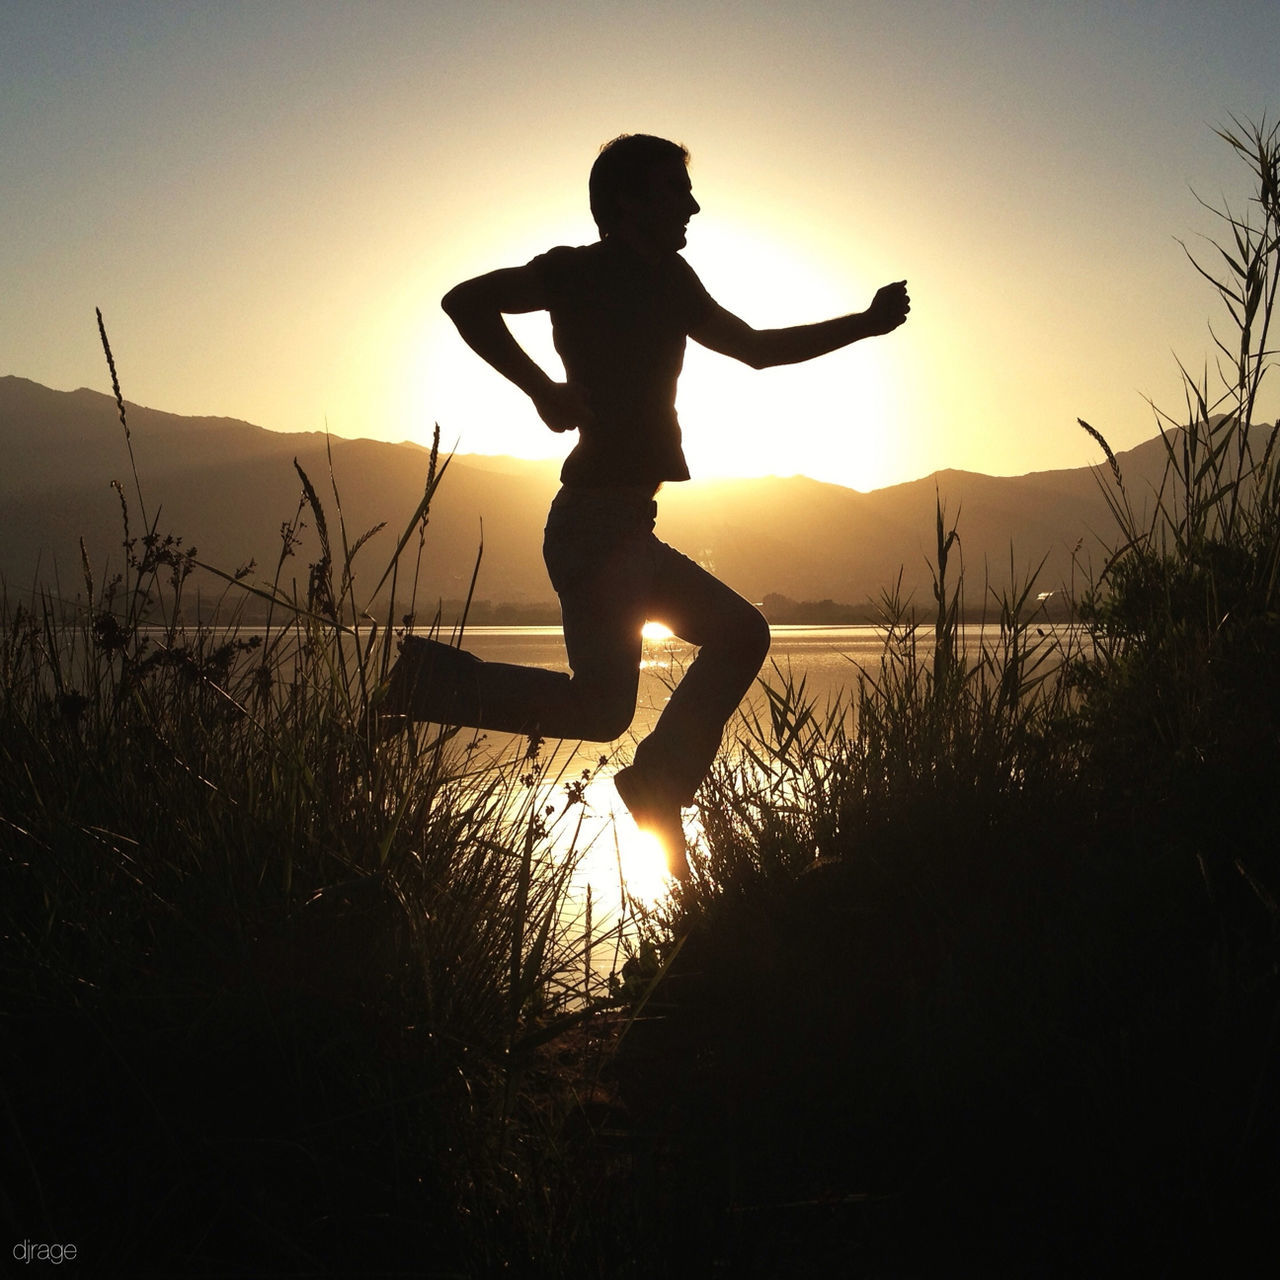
[569,775,682,909]
[678,221,902,491]
[411,217,904,492]
[618,829,678,902]
[641,621,675,641]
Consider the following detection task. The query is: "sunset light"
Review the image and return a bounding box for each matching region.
[9,3,1272,494]
[7,5,1279,1273]
[581,824,675,909]
[679,219,903,489]
[568,776,684,910]
[620,829,679,901]
[413,212,908,489]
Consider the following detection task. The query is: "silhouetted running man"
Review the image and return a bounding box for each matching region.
[382,134,910,877]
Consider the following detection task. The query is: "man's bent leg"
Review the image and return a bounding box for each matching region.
[379,485,654,743]
[546,493,693,871]
[632,540,771,807]
[381,636,575,736]
[551,538,647,743]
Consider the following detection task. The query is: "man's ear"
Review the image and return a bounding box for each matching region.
[615,189,641,218]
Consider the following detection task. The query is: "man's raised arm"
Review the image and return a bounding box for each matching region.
[442,266,592,433]
[691,280,910,370]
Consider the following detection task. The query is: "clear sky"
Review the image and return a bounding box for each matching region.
[3,0,1275,492]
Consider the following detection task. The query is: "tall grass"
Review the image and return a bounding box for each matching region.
[1,326,625,1275]
[610,120,1280,1276]
[1072,117,1280,867]
[684,513,1076,893]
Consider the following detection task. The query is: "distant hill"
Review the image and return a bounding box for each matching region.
[1,375,1177,620]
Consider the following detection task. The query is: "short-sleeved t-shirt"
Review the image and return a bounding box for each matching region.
[529,240,714,487]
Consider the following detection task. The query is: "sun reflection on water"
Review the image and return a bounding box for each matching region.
[569,775,678,911]
[450,719,691,988]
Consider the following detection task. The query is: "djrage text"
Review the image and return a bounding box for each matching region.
[13,1240,78,1264]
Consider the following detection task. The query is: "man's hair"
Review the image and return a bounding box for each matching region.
[589,134,690,237]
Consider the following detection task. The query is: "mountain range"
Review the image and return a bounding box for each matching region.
[1,375,1174,622]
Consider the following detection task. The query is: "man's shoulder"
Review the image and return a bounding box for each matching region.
[531,242,711,319]
[668,253,714,315]
[528,242,604,292]
[530,242,600,269]
[533,241,699,273]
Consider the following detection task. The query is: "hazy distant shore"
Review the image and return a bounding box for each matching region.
[1,375,1166,622]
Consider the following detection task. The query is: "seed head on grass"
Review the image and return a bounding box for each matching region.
[95,306,128,442]
[1078,418,1124,489]
[96,307,150,535]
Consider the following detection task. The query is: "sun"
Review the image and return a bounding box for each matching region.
[619,829,679,903]
[678,220,900,492]
[569,775,684,908]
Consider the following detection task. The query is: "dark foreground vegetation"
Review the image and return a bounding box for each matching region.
[4,121,1279,1275]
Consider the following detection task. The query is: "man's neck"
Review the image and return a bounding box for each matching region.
[604,230,669,265]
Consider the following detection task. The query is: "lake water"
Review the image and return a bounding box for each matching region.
[450,623,1052,930]
[459,620,1035,738]
[462,622,892,724]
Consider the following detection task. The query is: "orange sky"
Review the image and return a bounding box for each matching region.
[3,1,1276,492]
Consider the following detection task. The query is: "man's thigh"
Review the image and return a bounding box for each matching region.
[644,537,761,645]
[556,533,650,686]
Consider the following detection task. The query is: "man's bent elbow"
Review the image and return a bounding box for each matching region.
[742,335,796,371]
[735,334,772,371]
[442,272,497,318]
[440,282,470,318]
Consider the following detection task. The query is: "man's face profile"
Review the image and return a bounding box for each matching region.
[616,158,700,256]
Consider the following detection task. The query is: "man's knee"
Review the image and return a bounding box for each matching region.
[570,682,637,741]
[734,604,772,670]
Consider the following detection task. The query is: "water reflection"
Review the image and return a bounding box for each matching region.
[569,787,673,906]
[453,624,1081,941]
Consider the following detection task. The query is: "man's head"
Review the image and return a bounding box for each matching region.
[589,134,697,251]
